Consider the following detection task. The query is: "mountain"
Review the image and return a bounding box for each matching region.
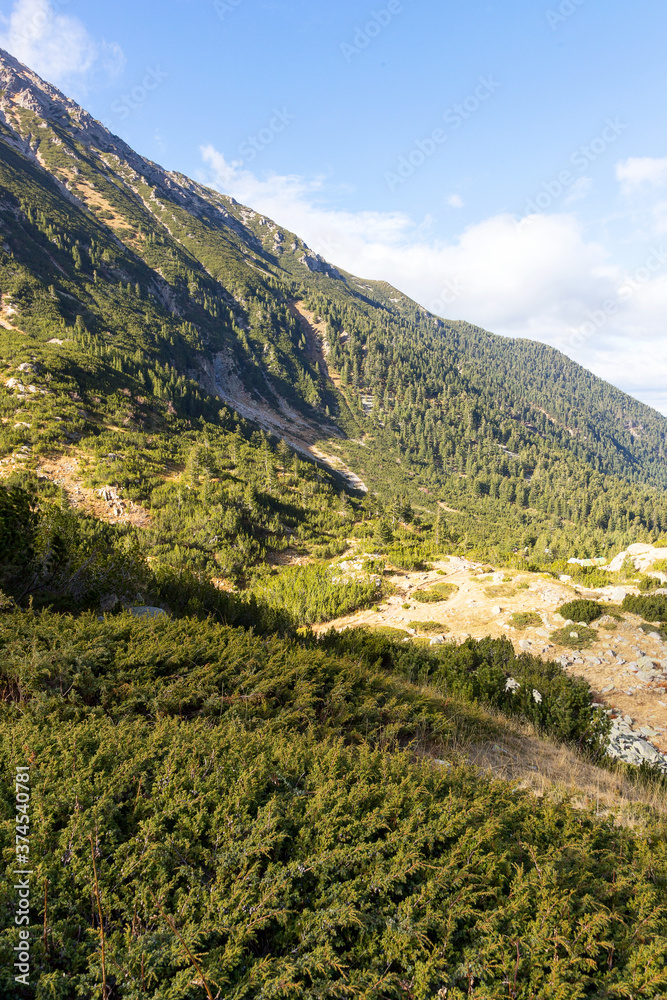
[3,51,667,999]
[1,44,667,608]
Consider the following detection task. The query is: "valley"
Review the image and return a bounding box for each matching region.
[2,47,667,999]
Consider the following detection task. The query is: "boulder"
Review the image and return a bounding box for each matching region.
[606,543,667,574]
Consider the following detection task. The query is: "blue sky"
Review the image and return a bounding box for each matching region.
[2,0,667,414]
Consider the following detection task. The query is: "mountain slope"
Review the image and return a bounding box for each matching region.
[4,49,667,1000]
[0,46,667,598]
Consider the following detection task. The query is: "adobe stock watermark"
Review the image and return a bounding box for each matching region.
[214,0,244,20]
[111,66,168,121]
[13,764,31,987]
[384,76,501,191]
[428,277,465,315]
[341,0,408,62]
[517,118,627,226]
[238,108,296,165]
[545,0,587,30]
[310,233,340,260]
[568,246,667,350]
[10,0,72,45]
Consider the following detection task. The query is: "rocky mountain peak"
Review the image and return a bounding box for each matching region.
[0,49,344,281]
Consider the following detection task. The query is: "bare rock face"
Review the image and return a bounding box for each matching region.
[299,253,341,279]
[606,543,667,576]
[607,717,667,774]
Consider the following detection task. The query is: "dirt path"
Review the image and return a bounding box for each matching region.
[315,556,667,753]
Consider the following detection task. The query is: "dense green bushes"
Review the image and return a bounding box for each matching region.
[4,718,667,999]
[384,543,430,571]
[0,612,450,740]
[557,599,606,624]
[0,612,663,999]
[549,625,599,650]
[509,611,542,628]
[408,620,447,633]
[623,593,667,621]
[320,630,609,751]
[250,563,381,624]
[412,582,457,604]
[0,610,609,761]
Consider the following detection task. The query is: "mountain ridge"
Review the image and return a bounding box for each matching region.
[4,47,667,1000]
[0,46,667,583]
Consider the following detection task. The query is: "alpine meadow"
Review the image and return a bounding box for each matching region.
[1,34,667,1000]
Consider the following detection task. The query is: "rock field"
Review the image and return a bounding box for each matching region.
[317,550,667,773]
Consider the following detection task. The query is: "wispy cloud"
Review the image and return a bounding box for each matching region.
[615,156,667,239]
[0,0,124,89]
[616,156,667,194]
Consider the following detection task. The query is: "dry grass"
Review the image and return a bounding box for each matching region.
[484,584,516,598]
[464,714,667,827]
[410,685,667,828]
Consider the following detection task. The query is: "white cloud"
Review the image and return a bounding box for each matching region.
[615,157,667,238]
[201,146,413,257]
[201,146,667,414]
[0,0,124,87]
[446,194,464,208]
[616,156,667,194]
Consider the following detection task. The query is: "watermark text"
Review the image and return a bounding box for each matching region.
[13,765,31,987]
[385,76,500,190]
